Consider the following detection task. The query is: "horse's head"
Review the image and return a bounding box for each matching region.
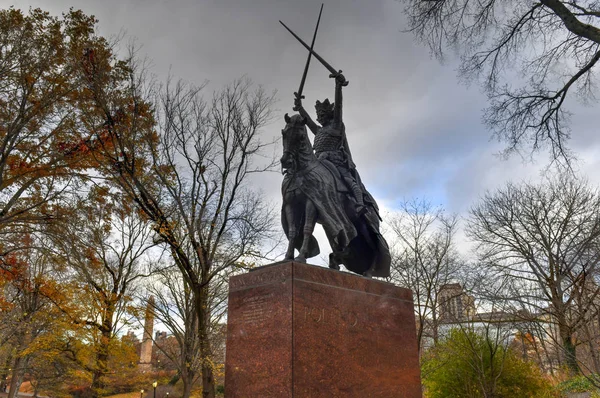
[280,113,310,173]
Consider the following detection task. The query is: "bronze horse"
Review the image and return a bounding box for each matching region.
[280,113,390,277]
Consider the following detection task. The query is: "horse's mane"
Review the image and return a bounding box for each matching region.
[288,114,313,151]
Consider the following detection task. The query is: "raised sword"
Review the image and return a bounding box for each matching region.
[279,19,348,86]
[296,4,324,101]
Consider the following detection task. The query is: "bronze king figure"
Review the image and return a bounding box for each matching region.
[279,13,391,277]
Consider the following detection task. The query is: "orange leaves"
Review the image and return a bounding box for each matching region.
[154,220,177,237]
[37,277,67,303]
[0,7,112,230]
[0,296,13,311]
[6,155,32,172]
[1,252,28,282]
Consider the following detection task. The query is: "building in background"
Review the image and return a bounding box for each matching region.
[439,283,476,322]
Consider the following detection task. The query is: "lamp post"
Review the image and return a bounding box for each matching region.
[152,381,157,398]
[140,389,144,398]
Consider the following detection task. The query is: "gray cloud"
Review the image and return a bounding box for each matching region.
[5,0,600,260]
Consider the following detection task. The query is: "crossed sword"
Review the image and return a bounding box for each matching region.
[279,4,348,107]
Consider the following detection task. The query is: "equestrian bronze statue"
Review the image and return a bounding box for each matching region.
[279,19,390,278]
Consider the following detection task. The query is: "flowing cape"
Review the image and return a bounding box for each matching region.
[338,125,391,277]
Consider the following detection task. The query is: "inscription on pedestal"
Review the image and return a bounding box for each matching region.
[302,306,358,328]
[242,293,274,325]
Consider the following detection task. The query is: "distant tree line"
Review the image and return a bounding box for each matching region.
[390,175,600,395]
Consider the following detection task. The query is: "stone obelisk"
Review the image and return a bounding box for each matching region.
[138,296,154,371]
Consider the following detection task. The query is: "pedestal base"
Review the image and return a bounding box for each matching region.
[225,261,421,397]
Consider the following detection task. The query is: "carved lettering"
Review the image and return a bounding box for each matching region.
[230,268,289,290]
[241,293,274,325]
[304,307,324,323]
[302,306,358,328]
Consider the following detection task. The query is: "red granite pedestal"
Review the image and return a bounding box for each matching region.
[224,261,422,398]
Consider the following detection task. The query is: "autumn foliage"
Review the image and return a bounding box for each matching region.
[0,7,159,397]
[0,6,274,398]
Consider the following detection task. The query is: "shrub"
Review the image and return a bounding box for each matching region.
[422,328,556,398]
[557,375,600,397]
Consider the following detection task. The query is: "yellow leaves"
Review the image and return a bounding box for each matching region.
[214,362,225,379]
[153,220,177,236]
[235,260,256,269]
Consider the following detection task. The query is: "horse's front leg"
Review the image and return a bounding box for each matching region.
[296,200,317,263]
[284,201,297,260]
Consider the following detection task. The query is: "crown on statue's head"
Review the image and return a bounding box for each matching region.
[315,98,334,113]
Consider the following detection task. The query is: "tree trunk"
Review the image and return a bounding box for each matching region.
[90,331,111,397]
[196,284,215,398]
[0,354,12,392]
[432,309,439,346]
[91,303,115,397]
[182,373,193,398]
[8,333,31,398]
[181,366,193,398]
[7,355,29,398]
[559,325,580,375]
[416,317,424,357]
[202,360,215,398]
[7,359,22,398]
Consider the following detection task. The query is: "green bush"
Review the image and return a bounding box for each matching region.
[422,329,555,398]
[557,375,600,397]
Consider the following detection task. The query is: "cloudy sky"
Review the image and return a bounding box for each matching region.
[5,0,600,258]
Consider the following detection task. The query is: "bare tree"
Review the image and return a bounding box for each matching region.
[467,175,600,376]
[400,0,600,164]
[456,260,567,375]
[147,78,278,398]
[389,199,461,355]
[577,267,600,376]
[145,265,229,397]
[146,267,201,398]
[48,187,158,397]
[77,44,279,396]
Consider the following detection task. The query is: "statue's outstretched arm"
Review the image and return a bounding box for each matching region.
[293,93,319,134]
[331,73,347,130]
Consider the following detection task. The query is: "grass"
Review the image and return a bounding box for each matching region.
[105,393,140,398]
